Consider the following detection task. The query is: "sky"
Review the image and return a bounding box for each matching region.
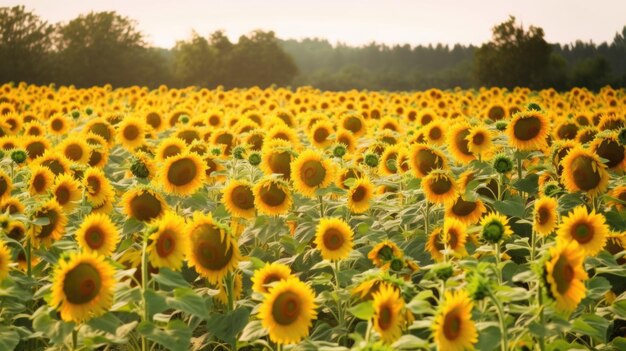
[6,0,626,48]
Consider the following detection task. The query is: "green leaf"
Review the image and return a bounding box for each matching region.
[391,334,428,349]
[239,320,268,342]
[493,197,525,218]
[612,299,626,319]
[512,173,539,195]
[612,337,626,350]
[586,276,611,300]
[152,268,190,290]
[475,325,500,351]
[144,289,168,318]
[0,326,19,351]
[137,320,191,351]
[571,314,609,343]
[30,216,50,226]
[205,307,250,346]
[165,288,210,319]
[348,301,374,320]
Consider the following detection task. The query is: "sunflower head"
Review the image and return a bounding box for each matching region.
[348,177,375,214]
[122,187,167,222]
[534,197,558,236]
[544,240,588,313]
[409,144,447,178]
[148,212,189,271]
[253,177,293,216]
[433,290,478,351]
[222,180,256,219]
[314,217,353,261]
[368,240,404,268]
[76,213,119,256]
[372,284,405,344]
[161,152,206,196]
[422,170,458,205]
[560,146,609,197]
[557,205,608,256]
[506,111,550,151]
[252,262,292,294]
[480,212,513,244]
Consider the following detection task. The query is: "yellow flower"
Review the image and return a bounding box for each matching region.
[291,149,335,198]
[222,180,256,219]
[83,167,114,207]
[506,111,550,151]
[57,136,92,164]
[117,117,146,150]
[368,240,403,268]
[480,212,513,244]
[433,290,478,351]
[261,139,294,181]
[372,284,405,344]
[52,173,82,212]
[155,137,188,162]
[0,171,11,200]
[253,177,293,216]
[252,262,292,294]
[347,177,375,214]
[466,125,494,159]
[447,124,476,164]
[122,187,167,222]
[28,165,54,196]
[409,144,447,178]
[76,213,119,256]
[533,197,558,236]
[314,217,353,261]
[560,146,609,197]
[557,205,608,256]
[0,240,11,282]
[259,277,317,345]
[29,199,67,248]
[50,251,115,322]
[422,171,458,204]
[160,152,206,196]
[445,195,487,225]
[545,240,588,313]
[147,212,189,270]
[214,272,243,305]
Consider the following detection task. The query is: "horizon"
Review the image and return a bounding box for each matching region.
[6,0,626,49]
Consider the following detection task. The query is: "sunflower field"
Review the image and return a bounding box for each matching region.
[0,83,625,351]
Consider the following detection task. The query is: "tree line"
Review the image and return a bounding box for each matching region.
[1,6,624,91]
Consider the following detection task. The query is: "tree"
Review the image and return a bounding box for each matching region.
[173,32,217,87]
[0,6,54,84]
[474,16,552,89]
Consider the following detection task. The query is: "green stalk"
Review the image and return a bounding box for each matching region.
[333,260,345,345]
[225,272,235,312]
[489,289,508,351]
[141,239,149,351]
[72,328,78,351]
[538,288,545,351]
[495,243,502,285]
[319,195,325,218]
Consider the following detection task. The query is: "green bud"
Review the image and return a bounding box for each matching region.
[493,154,513,174]
[211,147,222,156]
[86,107,93,115]
[482,221,505,243]
[495,121,508,131]
[232,145,246,160]
[377,245,394,262]
[364,153,379,168]
[434,263,454,281]
[467,273,490,301]
[248,151,261,166]
[333,144,347,158]
[385,158,397,172]
[71,110,80,119]
[618,127,626,146]
[10,149,27,164]
[0,149,6,160]
[527,103,542,111]
[180,115,190,124]
[390,257,404,272]
[130,158,150,178]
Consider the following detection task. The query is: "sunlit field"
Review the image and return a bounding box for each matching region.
[0,83,625,351]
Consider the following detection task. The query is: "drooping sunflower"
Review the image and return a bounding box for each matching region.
[506,111,550,151]
[71,204,120,253]
[259,277,318,345]
[372,284,405,344]
[533,197,558,236]
[557,205,608,256]
[117,117,146,150]
[447,124,476,164]
[426,228,446,262]
[433,290,478,351]
[480,212,513,244]
[83,167,114,206]
[30,199,67,248]
[222,180,256,219]
[252,262,292,294]
[52,173,82,212]
[186,212,241,284]
[445,195,487,225]
[347,177,375,214]
[148,212,189,271]
[409,144,448,178]
[0,240,10,282]
[0,172,11,200]
[590,133,626,171]
[50,251,115,322]
[544,240,588,313]
[422,170,458,205]
[160,152,206,196]
[560,146,609,197]
[155,137,188,162]
[291,149,335,198]
[314,217,353,261]
[368,240,403,268]
[122,187,167,222]
[253,177,293,216]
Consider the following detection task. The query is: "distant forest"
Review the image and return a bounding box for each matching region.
[1,6,625,91]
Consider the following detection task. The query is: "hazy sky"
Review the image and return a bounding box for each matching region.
[7,0,626,48]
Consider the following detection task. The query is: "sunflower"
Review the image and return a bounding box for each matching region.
[75,213,119,256]
[253,177,293,216]
[335,128,357,153]
[409,144,447,178]
[379,145,402,176]
[341,113,367,137]
[1,197,24,215]
[560,146,609,197]
[291,149,335,198]
[215,272,243,305]
[23,135,51,160]
[144,109,165,132]
[84,133,109,168]
[372,284,405,344]
[506,111,550,151]
[161,152,206,196]
[148,212,189,271]
[422,170,458,204]
[368,240,403,268]
[348,177,375,214]
[210,128,237,155]
[534,197,558,236]
[480,212,513,244]
[48,114,71,135]
[424,121,446,145]
[466,125,493,159]
[0,172,11,200]
[85,118,116,147]
[314,217,353,261]
[155,137,188,162]
[28,165,54,196]
[557,205,608,256]
[336,167,364,190]
[187,212,241,284]
[265,124,300,147]
[309,120,334,149]
[544,240,588,313]
[444,218,468,258]
[117,117,146,150]
[259,277,317,345]
[222,180,256,219]
[590,133,626,171]
[433,290,478,351]
[33,150,71,176]
[83,167,114,206]
[447,124,476,164]
[30,199,67,248]
[57,136,92,164]
[445,195,487,225]
[261,139,294,180]
[52,174,82,212]
[609,186,626,211]
[252,262,292,294]
[426,228,446,262]
[122,187,167,222]
[0,240,10,282]
[50,251,115,322]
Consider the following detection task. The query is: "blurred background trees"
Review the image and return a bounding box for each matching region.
[0,5,624,90]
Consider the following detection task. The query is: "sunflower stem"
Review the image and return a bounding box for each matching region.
[517,155,523,181]
[318,195,325,218]
[538,287,545,351]
[424,201,430,235]
[530,229,537,263]
[333,260,345,345]
[489,289,508,351]
[495,243,502,285]
[225,272,235,312]
[141,238,149,351]
[365,319,372,343]
[26,238,32,278]
[72,327,78,351]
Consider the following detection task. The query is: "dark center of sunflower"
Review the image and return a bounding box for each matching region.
[488,106,505,121]
[343,116,362,133]
[429,127,442,140]
[42,159,65,176]
[156,229,176,257]
[87,176,101,194]
[537,206,551,225]
[352,185,367,202]
[163,145,182,159]
[452,198,477,217]
[323,228,345,251]
[447,228,459,248]
[26,141,45,159]
[90,123,112,141]
[557,123,578,140]
[215,133,233,154]
[209,116,220,126]
[146,113,161,129]
[89,151,103,167]
[555,147,573,175]
[0,178,7,197]
[8,225,24,241]
[269,152,292,179]
[430,177,452,195]
[579,130,596,144]
[313,128,329,143]
[300,160,326,187]
[272,291,301,325]
[553,255,575,294]
[178,130,200,144]
[415,149,444,176]
[443,310,462,340]
[247,134,263,150]
[231,185,255,210]
[85,227,105,249]
[51,119,64,131]
[123,125,140,141]
[167,158,198,186]
[36,208,59,239]
[205,158,218,177]
[597,139,624,169]
[263,274,283,290]
[33,174,46,192]
[454,128,473,156]
[472,132,485,146]
[62,263,102,304]
[55,186,70,205]
[570,155,601,191]
[513,116,542,141]
[130,192,163,222]
[259,183,287,207]
[194,224,233,270]
[378,305,393,330]
[573,221,594,244]
[65,144,83,161]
